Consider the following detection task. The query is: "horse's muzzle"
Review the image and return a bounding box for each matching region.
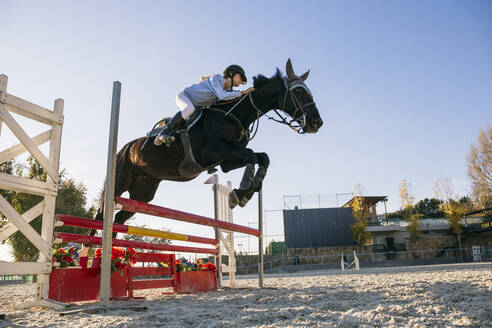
[305,116,323,133]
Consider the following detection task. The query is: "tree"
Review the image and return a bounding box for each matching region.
[467,124,492,208]
[413,198,444,218]
[351,184,371,246]
[406,214,423,241]
[434,177,471,251]
[440,198,467,250]
[399,179,415,220]
[1,157,95,261]
[433,176,454,202]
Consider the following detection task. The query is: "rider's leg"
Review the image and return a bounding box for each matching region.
[155,92,195,146]
[176,91,195,120]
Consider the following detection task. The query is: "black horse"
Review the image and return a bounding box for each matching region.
[94,59,323,228]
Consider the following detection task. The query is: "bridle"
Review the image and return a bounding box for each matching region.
[214,76,316,142]
[267,77,316,134]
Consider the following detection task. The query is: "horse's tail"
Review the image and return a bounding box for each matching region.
[93,140,136,223]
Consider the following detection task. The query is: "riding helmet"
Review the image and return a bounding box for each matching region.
[223,65,247,84]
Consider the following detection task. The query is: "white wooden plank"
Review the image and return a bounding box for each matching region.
[0,106,58,180]
[0,130,51,164]
[1,93,62,125]
[0,195,51,259]
[38,98,64,300]
[0,75,6,139]
[221,265,236,273]
[0,172,57,196]
[0,261,51,275]
[0,201,44,241]
[0,75,7,96]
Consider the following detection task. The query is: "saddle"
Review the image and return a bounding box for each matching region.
[144,108,217,178]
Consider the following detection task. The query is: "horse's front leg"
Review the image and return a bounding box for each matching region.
[204,145,257,204]
[220,152,270,209]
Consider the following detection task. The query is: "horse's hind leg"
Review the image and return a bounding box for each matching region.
[113,176,161,227]
[91,161,133,229]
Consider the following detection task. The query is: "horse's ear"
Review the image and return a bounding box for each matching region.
[286,58,295,78]
[300,69,310,81]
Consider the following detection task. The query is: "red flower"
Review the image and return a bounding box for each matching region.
[203,263,217,272]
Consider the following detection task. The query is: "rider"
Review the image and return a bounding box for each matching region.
[154,65,255,146]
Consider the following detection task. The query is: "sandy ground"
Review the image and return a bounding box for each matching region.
[0,262,490,328]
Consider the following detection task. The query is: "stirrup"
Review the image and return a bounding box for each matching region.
[154,133,175,146]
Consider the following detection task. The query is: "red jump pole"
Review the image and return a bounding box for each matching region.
[55,232,219,255]
[115,197,261,237]
[57,214,218,245]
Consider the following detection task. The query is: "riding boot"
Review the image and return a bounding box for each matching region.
[154,112,185,146]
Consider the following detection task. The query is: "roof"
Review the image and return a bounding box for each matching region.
[342,196,388,208]
[465,207,492,216]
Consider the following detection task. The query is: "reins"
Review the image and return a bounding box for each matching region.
[213,76,316,141]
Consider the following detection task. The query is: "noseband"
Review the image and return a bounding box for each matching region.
[268,77,316,134]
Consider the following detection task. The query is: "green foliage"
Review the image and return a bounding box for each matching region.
[1,157,95,261]
[386,211,402,219]
[406,214,423,241]
[413,198,444,218]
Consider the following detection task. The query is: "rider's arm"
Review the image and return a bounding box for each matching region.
[209,74,241,101]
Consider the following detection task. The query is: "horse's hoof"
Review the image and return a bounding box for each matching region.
[229,191,239,209]
[239,192,254,207]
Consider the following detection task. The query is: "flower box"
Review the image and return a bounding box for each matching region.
[48,267,128,303]
[175,271,217,293]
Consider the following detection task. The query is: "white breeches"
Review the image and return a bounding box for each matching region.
[176,91,195,120]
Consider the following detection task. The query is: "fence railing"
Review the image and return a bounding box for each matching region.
[235,247,491,275]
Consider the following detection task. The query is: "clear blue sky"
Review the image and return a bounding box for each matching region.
[1,1,491,258]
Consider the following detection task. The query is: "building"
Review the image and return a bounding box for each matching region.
[281,194,474,253]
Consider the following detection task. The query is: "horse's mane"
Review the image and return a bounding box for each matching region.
[253,68,284,89]
[213,69,285,108]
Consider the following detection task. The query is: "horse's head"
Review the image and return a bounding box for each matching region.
[279,58,323,134]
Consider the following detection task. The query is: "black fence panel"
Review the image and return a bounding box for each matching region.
[283,208,357,248]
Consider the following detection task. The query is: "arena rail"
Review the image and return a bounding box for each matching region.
[57,214,219,245]
[54,232,219,255]
[115,197,261,237]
